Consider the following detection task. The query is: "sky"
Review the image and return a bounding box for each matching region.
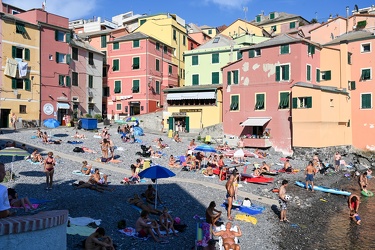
[5,0,375,27]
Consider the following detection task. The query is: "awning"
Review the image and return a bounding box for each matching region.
[57,102,70,109]
[166,91,216,100]
[240,117,271,127]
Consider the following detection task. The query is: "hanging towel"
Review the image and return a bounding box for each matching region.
[18,61,28,77]
[4,58,18,77]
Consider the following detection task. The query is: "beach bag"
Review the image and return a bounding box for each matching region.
[242,198,252,207]
[73,147,84,153]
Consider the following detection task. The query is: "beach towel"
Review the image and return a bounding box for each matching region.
[234,213,257,225]
[68,141,83,144]
[130,204,143,213]
[67,225,96,236]
[118,227,149,240]
[93,135,101,138]
[26,159,42,165]
[4,58,18,77]
[69,217,101,227]
[11,204,39,209]
[31,135,37,139]
[72,170,91,177]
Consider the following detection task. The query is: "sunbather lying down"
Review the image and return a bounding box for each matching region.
[128,194,162,215]
[73,181,114,193]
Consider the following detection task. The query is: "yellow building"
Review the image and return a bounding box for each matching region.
[0,13,40,128]
[135,13,188,86]
[163,85,223,132]
[220,19,264,38]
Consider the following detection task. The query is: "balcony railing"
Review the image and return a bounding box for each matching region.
[243,137,272,148]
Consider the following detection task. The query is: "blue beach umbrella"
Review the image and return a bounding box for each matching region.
[125,117,138,122]
[138,165,176,208]
[194,144,217,153]
[43,118,60,129]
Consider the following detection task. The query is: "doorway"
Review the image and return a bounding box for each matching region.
[57,109,68,124]
[0,109,11,128]
[130,102,140,116]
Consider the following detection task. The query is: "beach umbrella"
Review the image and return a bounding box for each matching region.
[43,118,60,129]
[194,144,217,167]
[233,149,245,158]
[125,117,138,122]
[138,165,176,208]
[0,147,30,181]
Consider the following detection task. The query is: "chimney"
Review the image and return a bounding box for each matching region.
[328,14,333,21]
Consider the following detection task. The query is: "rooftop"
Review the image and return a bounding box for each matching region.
[324,30,375,45]
[293,82,349,95]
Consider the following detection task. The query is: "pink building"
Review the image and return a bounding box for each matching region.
[17,9,71,123]
[107,32,178,117]
[222,34,321,153]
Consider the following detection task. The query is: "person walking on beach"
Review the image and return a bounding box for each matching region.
[334,152,341,172]
[305,161,315,192]
[160,119,164,133]
[43,152,56,190]
[278,180,289,222]
[226,172,236,221]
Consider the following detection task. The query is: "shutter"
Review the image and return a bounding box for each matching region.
[66,32,71,43]
[275,66,281,81]
[12,78,17,89]
[311,45,315,54]
[227,71,232,85]
[133,57,139,69]
[292,97,297,109]
[156,60,160,71]
[316,69,320,82]
[24,79,31,91]
[66,54,71,64]
[168,117,174,131]
[233,71,239,84]
[279,92,289,108]
[325,71,331,80]
[113,42,119,50]
[284,65,290,80]
[237,51,242,60]
[156,81,160,94]
[306,97,312,108]
[24,48,30,61]
[249,50,255,58]
[59,75,65,86]
[307,65,311,81]
[12,46,17,58]
[212,72,219,84]
[56,52,59,63]
[113,59,119,71]
[66,76,71,87]
[350,81,356,90]
[114,81,121,93]
[185,116,190,133]
[55,30,58,41]
[101,35,107,48]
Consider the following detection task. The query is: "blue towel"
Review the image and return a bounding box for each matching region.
[29,198,53,204]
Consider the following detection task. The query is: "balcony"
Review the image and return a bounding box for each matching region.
[243,137,272,148]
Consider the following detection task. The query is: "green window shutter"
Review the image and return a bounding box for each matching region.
[362,94,371,109]
[350,81,356,90]
[140,19,146,25]
[89,75,93,88]
[156,81,160,94]
[347,53,352,64]
[284,65,290,80]
[279,92,290,108]
[113,59,119,71]
[271,25,276,31]
[307,65,311,81]
[233,70,239,84]
[66,54,71,64]
[281,45,289,54]
[316,69,320,82]
[132,80,139,93]
[325,71,331,80]
[292,97,297,109]
[306,97,312,108]
[237,51,242,60]
[212,72,219,84]
[113,42,119,50]
[311,45,315,54]
[169,65,172,74]
[56,52,59,63]
[256,16,261,22]
[24,79,31,91]
[168,117,174,131]
[65,32,71,43]
[163,46,168,54]
[289,22,296,29]
[12,78,17,89]
[270,13,275,19]
[101,35,107,48]
[227,71,232,85]
[192,55,198,65]
[24,48,30,61]
[231,95,239,110]
[114,81,121,93]
[12,46,17,58]
[308,44,315,54]
[133,57,140,69]
[249,50,255,58]
[156,59,160,71]
[275,66,281,81]
[133,40,140,48]
[212,54,219,63]
[59,75,65,86]
[255,94,264,109]
[156,43,160,50]
[362,69,371,80]
[66,76,71,87]
[192,75,199,85]
[55,30,59,41]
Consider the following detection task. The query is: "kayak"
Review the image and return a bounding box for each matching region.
[295,181,351,196]
[241,173,274,183]
[361,190,374,197]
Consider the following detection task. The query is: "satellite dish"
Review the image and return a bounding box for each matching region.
[354,4,359,12]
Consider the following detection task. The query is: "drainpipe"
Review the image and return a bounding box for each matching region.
[146,38,149,113]
[38,23,42,126]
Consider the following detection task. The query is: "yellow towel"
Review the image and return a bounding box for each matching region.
[235,213,257,225]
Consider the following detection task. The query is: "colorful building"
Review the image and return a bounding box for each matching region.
[220,19,265,38]
[106,32,178,118]
[222,34,321,154]
[0,13,40,128]
[186,23,212,45]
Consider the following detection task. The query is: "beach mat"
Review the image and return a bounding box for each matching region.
[67,225,96,236]
[26,159,42,165]
[234,213,257,224]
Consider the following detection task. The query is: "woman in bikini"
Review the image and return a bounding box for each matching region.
[43,151,56,190]
[100,139,110,160]
[128,194,162,215]
[31,149,43,163]
[159,207,178,236]
[7,188,35,212]
[81,161,92,175]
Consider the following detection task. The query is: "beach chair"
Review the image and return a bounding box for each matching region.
[195,220,211,250]
[216,225,239,250]
[205,135,212,144]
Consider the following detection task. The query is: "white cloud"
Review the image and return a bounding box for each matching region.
[205,0,252,9]
[4,0,98,20]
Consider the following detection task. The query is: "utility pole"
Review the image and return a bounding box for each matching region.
[243,7,248,21]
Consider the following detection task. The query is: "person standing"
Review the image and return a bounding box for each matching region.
[305,161,315,192]
[161,119,164,133]
[334,152,341,172]
[43,152,56,190]
[11,113,17,130]
[278,180,289,222]
[359,172,368,192]
[0,163,11,218]
[226,172,236,221]
[237,138,244,149]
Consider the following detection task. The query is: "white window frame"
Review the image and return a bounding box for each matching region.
[360,92,372,110]
[57,53,66,63]
[298,97,309,108]
[361,42,371,53]
[360,67,372,81]
[254,48,261,57]
[278,63,291,82]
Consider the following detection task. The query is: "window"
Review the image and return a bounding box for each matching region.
[256,15,261,22]
[72,72,78,86]
[56,52,70,64]
[212,72,219,84]
[116,103,122,110]
[114,80,121,93]
[280,44,290,54]
[113,42,119,50]
[102,66,108,78]
[213,37,220,43]
[292,97,312,108]
[227,71,232,85]
[101,35,107,48]
[168,65,172,75]
[72,47,78,60]
[349,81,356,90]
[361,68,371,81]
[230,95,239,111]
[271,25,277,31]
[307,65,311,81]
[132,57,140,70]
[88,52,94,65]
[279,92,290,109]
[173,29,177,40]
[155,81,160,94]
[321,70,331,80]
[212,53,219,64]
[226,70,239,85]
[308,44,315,55]
[348,52,352,65]
[208,30,212,35]
[232,70,239,84]
[12,46,30,61]
[58,75,65,86]
[249,48,261,58]
[192,55,199,65]
[357,20,367,28]
[163,45,168,54]
[88,75,93,88]
[275,64,290,81]
[361,43,371,53]
[140,19,146,25]
[237,51,242,60]
[183,35,186,46]
[66,76,71,87]
[133,40,140,48]
[156,59,160,71]
[132,80,140,93]
[156,42,160,50]
[19,105,26,114]
[192,74,199,85]
[255,93,265,110]
[11,78,31,91]
[289,22,296,29]
[103,87,109,97]
[112,59,119,71]
[55,30,65,42]
[361,93,372,109]
[16,23,26,34]
[316,69,320,82]
[270,12,275,19]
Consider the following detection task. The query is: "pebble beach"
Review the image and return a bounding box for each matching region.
[1,124,373,250]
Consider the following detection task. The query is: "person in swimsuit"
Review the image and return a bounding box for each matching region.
[42,132,49,143]
[128,194,162,215]
[211,222,242,250]
[159,207,178,236]
[283,159,293,172]
[89,168,108,186]
[260,161,270,173]
[305,161,315,192]
[7,188,35,212]
[43,152,55,190]
[348,194,360,215]
[81,161,92,175]
[30,149,43,163]
[36,128,43,138]
[85,227,114,250]
[203,163,214,176]
[334,152,341,172]
[226,173,236,220]
[359,172,368,192]
[218,155,226,181]
[206,201,222,226]
[135,210,165,243]
[278,180,289,222]
[100,139,110,160]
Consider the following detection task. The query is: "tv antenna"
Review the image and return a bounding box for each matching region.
[243,6,248,20]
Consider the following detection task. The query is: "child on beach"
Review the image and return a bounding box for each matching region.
[350,213,361,225]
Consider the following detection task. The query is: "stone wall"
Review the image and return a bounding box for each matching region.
[293,145,352,162]
[131,111,163,132]
[198,123,223,144]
